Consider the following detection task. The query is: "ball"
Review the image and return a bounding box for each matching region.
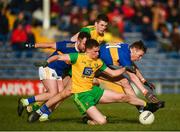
[139,110,155,125]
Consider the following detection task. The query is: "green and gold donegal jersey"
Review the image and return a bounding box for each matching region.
[69,53,107,93]
[80,25,105,44]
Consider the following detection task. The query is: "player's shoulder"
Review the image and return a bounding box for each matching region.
[102,42,129,48]
[56,40,75,45]
[83,25,95,30]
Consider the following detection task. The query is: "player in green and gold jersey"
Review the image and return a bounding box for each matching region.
[71,14,109,44]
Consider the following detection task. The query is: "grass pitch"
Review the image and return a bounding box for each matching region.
[0,94,179,131]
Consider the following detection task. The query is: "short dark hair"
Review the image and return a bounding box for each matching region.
[96,14,109,23]
[130,40,147,53]
[85,39,99,50]
[78,31,91,40]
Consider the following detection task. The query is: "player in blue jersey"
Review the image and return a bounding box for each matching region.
[97,40,165,105]
[17,32,91,119]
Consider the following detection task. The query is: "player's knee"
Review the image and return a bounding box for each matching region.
[61,89,72,98]
[96,117,107,125]
[49,91,58,98]
[48,90,58,98]
[64,89,72,96]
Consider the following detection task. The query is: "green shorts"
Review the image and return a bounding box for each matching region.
[73,86,104,115]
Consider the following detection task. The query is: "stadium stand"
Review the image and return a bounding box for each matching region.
[1,0,180,94]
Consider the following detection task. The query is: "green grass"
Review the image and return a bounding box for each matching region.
[0,94,180,131]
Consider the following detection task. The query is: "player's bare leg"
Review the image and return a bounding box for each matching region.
[86,106,107,125]
[38,76,72,122]
[34,79,61,101]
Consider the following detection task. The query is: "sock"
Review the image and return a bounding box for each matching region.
[27,96,36,104]
[32,102,43,111]
[143,101,147,107]
[39,104,51,116]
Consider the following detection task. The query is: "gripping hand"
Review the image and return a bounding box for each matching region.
[25,43,35,48]
[125,66,136,73]
[144,81,155,90]
[34,61,48,67]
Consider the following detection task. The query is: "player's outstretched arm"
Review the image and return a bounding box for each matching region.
[133,63,155,90]
[34,54,70,67]
[25,42,56,49]
[103,67,126,77]
[133,63,145,82]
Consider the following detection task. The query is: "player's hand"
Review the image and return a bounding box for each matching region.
[25,43,35,48]
[125,66,136,73]
[34,61,48,67]
[144,81,155,90]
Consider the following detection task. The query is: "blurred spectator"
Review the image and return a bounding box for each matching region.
[88,5,99,24]
[152,2,167,31]
[25,24,36,57]
[73,0,89,8]
[58,0,72,31]
[141,16,157,47]
[131,2,143,32]
[167,7,180,25]
[121,0,135,20]
[157,23,172,52]
[50,0,62,25]
[170,23,180,52]
[8,0,24,14]
[68,17,81,36]
[98,0,110,14]
[13,11,26,29]
[107,9,124,33]
[70,6,82,24]
[11,22,27,58]
[0,7,9,46]
[25,25,35,43]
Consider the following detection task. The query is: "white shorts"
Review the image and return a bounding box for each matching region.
[39,66,62,80]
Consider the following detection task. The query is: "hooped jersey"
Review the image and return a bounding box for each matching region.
[99,42,132,67]
[80,25,105,44]
[47,41,77,76]
[69,53,107,93]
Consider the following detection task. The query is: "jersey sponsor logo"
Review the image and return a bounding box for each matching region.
[82,67,93,76]
[66,43,75,48]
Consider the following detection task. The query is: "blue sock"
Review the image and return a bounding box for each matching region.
[27,96,35,104]
[40,104,51,115]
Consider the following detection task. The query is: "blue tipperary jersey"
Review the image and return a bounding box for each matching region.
[99,43,132,67]
[48,41,77,76]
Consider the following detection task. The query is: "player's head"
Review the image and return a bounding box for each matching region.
[129,40,147,61]
[85,39,100,59]
[77,32,91,52]
[95,14,109,35]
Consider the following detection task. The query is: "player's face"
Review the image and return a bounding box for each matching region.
[131,48,145,61]
[95,20,108,35]
[77,38,87,52]
[86,46,100,59]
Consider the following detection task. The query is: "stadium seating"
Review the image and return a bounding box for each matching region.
[0,32,180,93]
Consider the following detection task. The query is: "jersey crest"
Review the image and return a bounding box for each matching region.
[83,67,93,76]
